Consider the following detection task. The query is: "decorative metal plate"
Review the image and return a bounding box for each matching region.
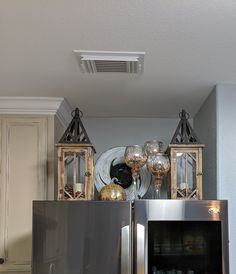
[95,146,151,200]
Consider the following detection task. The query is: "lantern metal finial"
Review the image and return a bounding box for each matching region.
[170,109,200,144]
[59,107,95,152]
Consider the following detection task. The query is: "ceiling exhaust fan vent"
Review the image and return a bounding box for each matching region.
[74,50,145,74]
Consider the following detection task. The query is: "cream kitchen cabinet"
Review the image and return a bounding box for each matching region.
[0,113,67,273]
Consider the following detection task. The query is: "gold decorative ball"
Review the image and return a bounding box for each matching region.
[99,183,127,201]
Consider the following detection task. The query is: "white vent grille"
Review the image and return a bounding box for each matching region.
[74,50,145,74]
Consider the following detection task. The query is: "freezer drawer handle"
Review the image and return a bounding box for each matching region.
[137,224,145,274]
[121,225,131,274]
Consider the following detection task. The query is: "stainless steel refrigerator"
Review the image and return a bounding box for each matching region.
[32,200,229,274]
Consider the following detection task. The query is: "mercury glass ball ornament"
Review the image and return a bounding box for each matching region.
[99,183,127,201]
[124,145,147,200]
[146,153,170,183]
[144,140,164,155]
[146,152,170,199]
[124,145,147,173]
[144,140,170,199]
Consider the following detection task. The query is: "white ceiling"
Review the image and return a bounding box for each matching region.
[1,1,236,118]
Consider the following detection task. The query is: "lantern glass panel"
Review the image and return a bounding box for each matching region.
[176,152,197,197]
[63,151,86,199]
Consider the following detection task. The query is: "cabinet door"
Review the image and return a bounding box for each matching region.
[0,117,47,273]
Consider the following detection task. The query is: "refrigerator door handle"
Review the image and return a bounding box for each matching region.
[121,225,131,274]
[48,263,55,274]
[137,224,145,274]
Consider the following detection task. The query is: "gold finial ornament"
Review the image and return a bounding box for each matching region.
[99,183,127,201]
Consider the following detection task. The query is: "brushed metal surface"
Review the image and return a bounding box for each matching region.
[32,201,132,274]
[136,224,145,274]
[121,225,131,274]
[134,200,229,274]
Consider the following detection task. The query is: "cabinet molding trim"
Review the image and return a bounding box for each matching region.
[0,97,72,128]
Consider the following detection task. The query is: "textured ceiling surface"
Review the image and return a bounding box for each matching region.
[1,1,236,117]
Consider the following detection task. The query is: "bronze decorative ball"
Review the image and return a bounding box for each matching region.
[99,183,127,201]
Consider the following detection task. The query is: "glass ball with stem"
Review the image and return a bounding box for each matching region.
[144,140,164,155]
[144,141,170,199]
[124,145,147,199]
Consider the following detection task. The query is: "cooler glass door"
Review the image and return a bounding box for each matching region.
[134,200,229,274]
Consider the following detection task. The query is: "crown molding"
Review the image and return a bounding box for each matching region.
[0,97,72,127]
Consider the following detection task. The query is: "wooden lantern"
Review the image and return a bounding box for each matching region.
[56,108,96,200]
[168,110,204,200]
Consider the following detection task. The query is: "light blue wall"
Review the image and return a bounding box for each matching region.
[216,84,236,273]
[194,88,217,199]
[194,84,236,273]
[83,117,180,159]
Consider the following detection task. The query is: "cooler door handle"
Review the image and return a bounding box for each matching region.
[137,224,145,274]
[121,225,131,274]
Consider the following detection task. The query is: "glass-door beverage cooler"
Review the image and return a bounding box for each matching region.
[134,200,229,274]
